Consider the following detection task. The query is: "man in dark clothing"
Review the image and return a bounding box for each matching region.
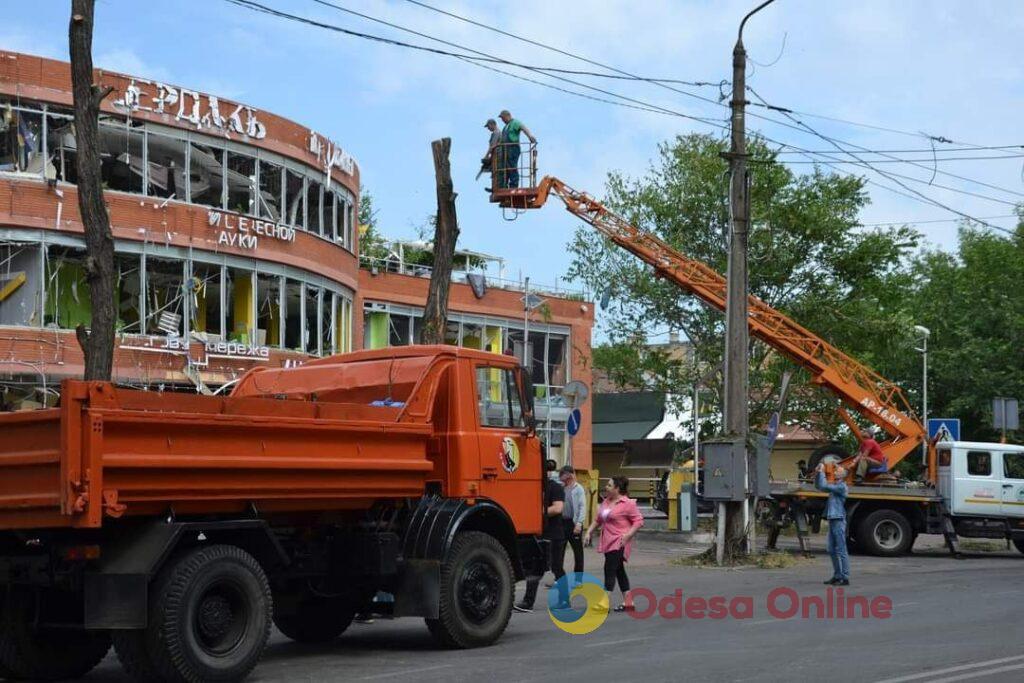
[516,459,566,612]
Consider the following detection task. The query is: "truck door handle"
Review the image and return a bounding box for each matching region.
[482,467,498,480]
[1003,484,1014,488]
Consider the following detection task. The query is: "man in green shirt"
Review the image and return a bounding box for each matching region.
[498,109,537,188]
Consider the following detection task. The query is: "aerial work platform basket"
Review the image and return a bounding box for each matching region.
[488,141,541,211]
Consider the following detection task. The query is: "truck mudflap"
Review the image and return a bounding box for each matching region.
[393,496,524,619]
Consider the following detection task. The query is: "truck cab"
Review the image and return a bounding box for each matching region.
[938,441,1024,519]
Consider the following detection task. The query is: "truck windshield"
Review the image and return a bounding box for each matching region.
[475,366,524,429]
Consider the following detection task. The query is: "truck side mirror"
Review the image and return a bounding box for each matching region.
[520,369,537,436]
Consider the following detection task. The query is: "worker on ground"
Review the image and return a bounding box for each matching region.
[497,109,537,189]
[477,118,501,185]
[516,459,567,612]
[853,429,887,482]
[815,463,850,586]
[560,465,587,577]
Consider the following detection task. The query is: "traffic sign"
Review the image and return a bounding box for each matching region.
[567,408,582,437]
[927,418,960,443]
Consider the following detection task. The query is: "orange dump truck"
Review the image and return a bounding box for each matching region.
[0,346,547,682]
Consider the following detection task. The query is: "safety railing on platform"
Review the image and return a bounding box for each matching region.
[489,141,538,193]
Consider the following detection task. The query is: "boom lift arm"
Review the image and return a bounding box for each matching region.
[493,176,930,480]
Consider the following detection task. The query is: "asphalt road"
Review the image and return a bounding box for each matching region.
[88,535,1024,683]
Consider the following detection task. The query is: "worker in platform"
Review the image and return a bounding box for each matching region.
[477,118,501,184]
[497,109,537,189]
[853,429,887,481]
[816,463,850,586]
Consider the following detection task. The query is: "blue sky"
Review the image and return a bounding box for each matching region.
[7,1,1024,339]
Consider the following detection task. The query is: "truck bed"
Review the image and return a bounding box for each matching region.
[769,478,942,503]
[0,381,435,529]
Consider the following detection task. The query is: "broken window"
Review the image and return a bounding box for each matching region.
[257,159,282,222]
[460,323,484,350]
[99,121,145,194]
[336,295,352,353]
[306,179,323,236]
[304,284,322,354]
[190,262,223,340]
[146,132,187,200]
[0,104,44,174]
[327,191,339,243]
[115,253,143,334]
[144,257,185,337]
[257,273,283,349]
[189,141,224,208]
[224,267,255,343]
[225,151,256,215]
[389,312,413,347]
[284,279,303,350]
[444,320,460,346]
[0,243,42,327]
[46,112,77,184]
[322,292,335,355]
[284,169,305,229]
[44,246,91,330]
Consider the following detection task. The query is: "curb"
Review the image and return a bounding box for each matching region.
[637,529,715,544]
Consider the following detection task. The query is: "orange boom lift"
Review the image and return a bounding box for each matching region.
[490,147,933,483]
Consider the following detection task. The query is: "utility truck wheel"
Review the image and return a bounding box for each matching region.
[858,510,913,556]
[115,544,272,683]
[1013,538,1024,555]
[0,590,111,680]
[273,592,355,643]
[426,531,513,649]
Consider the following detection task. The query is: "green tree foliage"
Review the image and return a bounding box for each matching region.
[358,189,389,260]
[570,134,920,433]
[895,219,1024,441]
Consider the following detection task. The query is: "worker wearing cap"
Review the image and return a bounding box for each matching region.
[478,118,502,185]
[497,109,536,189]
[815,463,850,586]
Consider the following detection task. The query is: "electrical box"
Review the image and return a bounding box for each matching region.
[677,484,697,532]
[701,437,747,501]
[751,433,773,498]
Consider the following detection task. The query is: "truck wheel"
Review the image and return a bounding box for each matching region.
[425,531,513,649]
[273,595,355,643]
[115,544,272,683]
[0,591,111,680]
[858,510,913,556]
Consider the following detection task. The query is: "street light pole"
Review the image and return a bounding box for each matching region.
[720,0,776,564]
[914,325,930,459]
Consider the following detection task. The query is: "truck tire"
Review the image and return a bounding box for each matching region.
[0,590,111,680]
[114,544,272,683]
[806,444,851,473]
[273,595,355,643]
[857,509,913,557]
[425,531,513,649]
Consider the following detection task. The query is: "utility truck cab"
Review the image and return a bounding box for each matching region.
[938,441,1024,519]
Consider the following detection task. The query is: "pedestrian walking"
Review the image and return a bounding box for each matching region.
[516,460,567,612]
[815,463,850,585]
[584,476,643,612]
[559,465,587,575]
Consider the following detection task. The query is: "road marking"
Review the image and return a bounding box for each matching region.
[582,636,650,648]
[929,662,1024,683]
[361,664,455,680]
[875,654,1024,683]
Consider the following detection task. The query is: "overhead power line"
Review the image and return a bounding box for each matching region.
[762,154,1024,165]
[858,214,1019,228]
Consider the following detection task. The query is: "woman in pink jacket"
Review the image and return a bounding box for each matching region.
[584,476,644,611]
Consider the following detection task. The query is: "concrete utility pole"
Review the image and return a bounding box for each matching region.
[719,0,776,563]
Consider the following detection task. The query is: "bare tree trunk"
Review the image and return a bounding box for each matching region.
[420,138,460,345]
[69,0,116,380]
